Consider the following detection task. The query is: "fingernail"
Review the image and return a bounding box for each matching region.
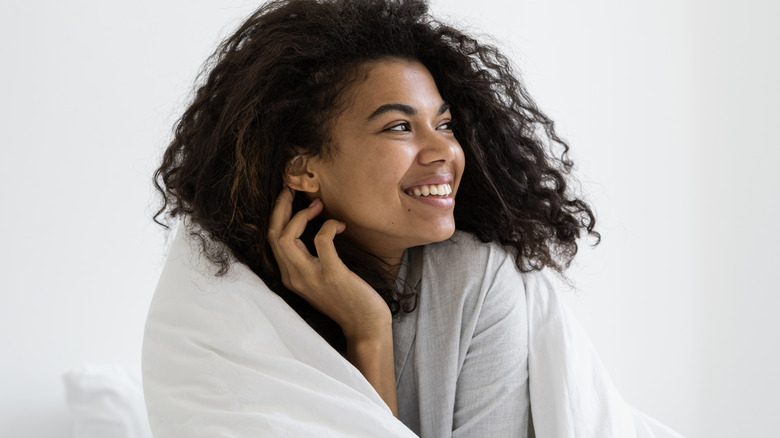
[308,198,321,207]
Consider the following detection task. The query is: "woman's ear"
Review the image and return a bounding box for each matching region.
[283,154,320,194]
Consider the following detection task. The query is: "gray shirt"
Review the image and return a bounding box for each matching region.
[393,231,531,437]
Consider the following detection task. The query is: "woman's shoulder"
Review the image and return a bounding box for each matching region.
[422,230,552,292]
[419,230,523,297]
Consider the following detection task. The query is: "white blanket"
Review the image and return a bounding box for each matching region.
[142,223,683,437]
[524,273,684,438]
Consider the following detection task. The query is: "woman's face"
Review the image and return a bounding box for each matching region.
[309,58,465,264]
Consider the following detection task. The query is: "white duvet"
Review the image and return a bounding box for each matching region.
[142,223,684,437]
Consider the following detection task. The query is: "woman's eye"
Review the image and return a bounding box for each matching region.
[438,121,453,130]
[386,122,411,132]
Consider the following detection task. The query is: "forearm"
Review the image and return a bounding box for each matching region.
[346,322,398,417]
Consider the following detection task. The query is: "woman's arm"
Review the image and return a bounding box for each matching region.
[346,322,398,417]
[412,235,530,437]
[452,261,530,437]
[267,188,398,415]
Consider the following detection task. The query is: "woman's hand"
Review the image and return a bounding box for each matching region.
[267,187,398,416]
[266,187,391,341]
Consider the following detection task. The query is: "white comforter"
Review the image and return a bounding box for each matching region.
[142,224,683,437]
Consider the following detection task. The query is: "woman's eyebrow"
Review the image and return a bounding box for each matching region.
[365,102,451,122]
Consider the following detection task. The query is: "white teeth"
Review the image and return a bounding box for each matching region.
[406,183,453,197]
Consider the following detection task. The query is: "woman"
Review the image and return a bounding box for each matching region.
[144,1,675,437]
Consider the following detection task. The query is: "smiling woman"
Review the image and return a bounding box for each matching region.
[143,0,680,437]
[290,59,465,266]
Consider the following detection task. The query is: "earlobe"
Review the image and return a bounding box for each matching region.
[283,154,320,194]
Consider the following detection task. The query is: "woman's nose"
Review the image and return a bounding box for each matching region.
[417,130,460,165]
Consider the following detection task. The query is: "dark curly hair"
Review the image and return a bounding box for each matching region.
[153,0,598,350]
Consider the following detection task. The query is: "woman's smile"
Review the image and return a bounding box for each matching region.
[402,177,455,208]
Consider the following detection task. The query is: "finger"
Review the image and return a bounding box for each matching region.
[280,197,323,241]
[274,198,324,269]
[267,187,296,242]
[313,219,347,271]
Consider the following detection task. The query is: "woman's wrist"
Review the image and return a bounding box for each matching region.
[340,308,393,343]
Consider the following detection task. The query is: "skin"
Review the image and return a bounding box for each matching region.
[267,58,465,416]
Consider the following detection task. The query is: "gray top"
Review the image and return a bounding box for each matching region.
[393,231,531,437]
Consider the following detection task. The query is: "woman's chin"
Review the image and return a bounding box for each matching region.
[417,223,457,246]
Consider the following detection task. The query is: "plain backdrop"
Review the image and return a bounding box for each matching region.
[1,0,778,437]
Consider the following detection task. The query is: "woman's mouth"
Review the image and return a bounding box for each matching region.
[404,183,453,197]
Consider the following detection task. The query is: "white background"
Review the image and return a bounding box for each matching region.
[1,0,778,437]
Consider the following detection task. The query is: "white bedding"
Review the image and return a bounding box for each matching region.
[63,364,153,438]
[142,222,683,437]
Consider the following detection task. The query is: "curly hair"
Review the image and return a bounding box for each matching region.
[153,0,598,350]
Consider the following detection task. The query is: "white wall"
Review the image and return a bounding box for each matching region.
[688,1,780,436]
[1,1,777,437]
